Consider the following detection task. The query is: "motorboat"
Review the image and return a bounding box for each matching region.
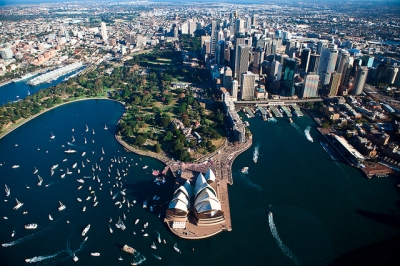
[33,167,39,174]
[86,125,89,132]
[25,223,38,229]
[135,219,139,225]
[241,167,249,174]
[51,164,59,170]
[82,224,90,236]
[73,254,79,262]
[142,200,147,208]
[72,163,77,168]
[12,165,19,169]
[11,230,15,237]
[151,242,157,249]
[65,149,77,154]
[109,225,113,233]
[143,165,148,169]
[50,132,55,139]
[173,243,180,253]
[49,214,53,220]
[83,206,86,212]
[58,201,66,211]
[104,124,108,130]
[91,253,100,256]
[77,198,82,202]
[77,179,84,183]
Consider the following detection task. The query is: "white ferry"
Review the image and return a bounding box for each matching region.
[25,223,38,229]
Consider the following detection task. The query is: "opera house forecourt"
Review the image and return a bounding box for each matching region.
[165,168,226,239]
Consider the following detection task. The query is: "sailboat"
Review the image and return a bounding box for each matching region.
[58,201,66,211]
[33,167,38,174]
[49,214,53,220]
[13,198,24,210]
[5,184,10,197]
[72,136,75,142]
[109,224,113,233]
[104,124,108,130]
[50,132,55,139]
[102,147,105,154]
[86,125,89,132]
[37,175,43,186]
[92,129,95,135]
[84,137,87,144]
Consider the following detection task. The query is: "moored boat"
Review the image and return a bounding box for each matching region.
[122,244,135,254]
[65,149,77,154]
[12,165,19,169]
[91,253,100,256]
[49,214,53,220]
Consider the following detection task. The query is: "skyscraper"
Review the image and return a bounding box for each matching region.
[318,45,338,86]
[300,48,311,72]
[301,73,319,98]
[282,58,297,95]
[352,66,368,95]
[329,72,341,96]
[270,60,281,81]
[232,80,239,99]
[101,22,108,41]
[252,47,264,74]
[308,54,320,73]
[210,20,217,55]
[236,45,250,85]
[240,72,257,100]
[223,67,233,89]
[181,22,188,35]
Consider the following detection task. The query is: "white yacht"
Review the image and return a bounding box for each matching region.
[51,164,59,170]
[102,147,105,154]
[109,225,113,233]
[104,124,108,130]
[13,198,24,210]
[49,214,53,220]
[72,163,77,168]
[91,253,100,256]
[25,223,38,229]
[92,129,95,134]
[77,179,84,183]
[33,167,39,174]
[151,242,157,249]
[143,165,148,169]
[82,224,90,236]
[73,254,79,262]
[65,149,77,154]
[82,152,86,157]
[12,165,20,169]
[58,201,66,211]
[50,132,55,139]
[72,136,75,142]
[77,198,82,202]
[86,125,89,132]
[173,243,180,253]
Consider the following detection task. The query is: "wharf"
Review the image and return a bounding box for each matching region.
[291,105,304,116]
[243,107,255,118]
[270,106,283,117]
[257,106,268,117]
[281,106,292,117]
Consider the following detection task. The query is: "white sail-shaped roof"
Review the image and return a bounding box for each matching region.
[172,191,190,207]
[194,173,208,197]
[183,180,192,198]
[194,188,218,207]
[168,198,189,212]
[195,198,221,214]
[173,184,190,199]
[205,168,216,183]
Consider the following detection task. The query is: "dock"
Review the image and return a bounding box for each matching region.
[280,105,292,117]
[291,104,304,116]
[243,107,255,118]
[270,106,283,117]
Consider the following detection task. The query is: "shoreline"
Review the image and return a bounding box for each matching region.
[0,96,122,140]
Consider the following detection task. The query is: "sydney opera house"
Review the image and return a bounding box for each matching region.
[165,168,225,234]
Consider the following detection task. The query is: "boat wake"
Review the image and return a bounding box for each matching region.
[2,205,78,247]
[25,253,61,264]
[253,144,259,163]
[67,142,86,150]
[290,122,303,135]
[304,126,313,142]
[240,175,262,191]
[268,212,300,265]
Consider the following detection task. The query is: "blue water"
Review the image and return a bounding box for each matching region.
[0,67,84,105]
[0,100,399,265]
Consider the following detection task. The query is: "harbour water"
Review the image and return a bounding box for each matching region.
[0,100,399,265]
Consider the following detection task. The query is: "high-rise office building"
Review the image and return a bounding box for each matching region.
[0,47,13,59]
[251,14,257,27]
[300,48,311,72]
[189,20,196,36]
[282,58,297,95]
[341,61,353,88]
[173,26,178,38]
[210,20,217,55]
[235,19,245,35]
[215,40,225,67]
[308,54,320,73]
[252,47,264,74]
[236,45,250,85]
[318,45,338,86]
[232,79,239,99]
[270,60,281,81]
[223,67,233,89]
[181,22,188,34]
[100,22,108,41]
[240,72,257,100]
[126,33,136,44]
[233,34,248,75]
[336,50,350,75]
[329,72,341,96]
[352,66,368,95]
[301,73,319,98]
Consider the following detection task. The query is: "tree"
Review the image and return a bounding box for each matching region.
[155,143,161,153]
[134,135,146,146]
[163,131,173,141]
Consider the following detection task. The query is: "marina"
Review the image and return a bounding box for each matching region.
[27,62,83,86]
